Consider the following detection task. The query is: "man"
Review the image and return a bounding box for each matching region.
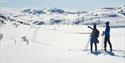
[102,21,112,52]
[88,24,99,52]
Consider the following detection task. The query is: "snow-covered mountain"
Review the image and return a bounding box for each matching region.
[0,5,125,27]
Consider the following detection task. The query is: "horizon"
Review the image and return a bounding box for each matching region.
[0,0,125,11]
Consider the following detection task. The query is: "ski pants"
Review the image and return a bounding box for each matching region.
[90,42,97,52]
[104,36,112,51]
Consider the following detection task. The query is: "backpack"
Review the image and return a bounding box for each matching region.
[91,29,99,38]
[96,30,99,38]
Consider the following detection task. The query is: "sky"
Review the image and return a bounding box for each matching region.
[0,0,125,11]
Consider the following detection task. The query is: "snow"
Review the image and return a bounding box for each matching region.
[0,23,125,63]
[0,5,125,63]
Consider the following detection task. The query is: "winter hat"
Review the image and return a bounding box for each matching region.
[105,21,109,24]
[93,23,96,28]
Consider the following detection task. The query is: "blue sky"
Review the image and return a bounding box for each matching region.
[0,0,125,11]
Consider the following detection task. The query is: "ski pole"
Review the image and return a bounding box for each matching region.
[83,36,91,51]
[101,31,104,51]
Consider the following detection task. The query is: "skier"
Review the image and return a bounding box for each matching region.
[88,24,99,52]
[102,21,112,52]
[21,36,29,45]
[0,33,3,42]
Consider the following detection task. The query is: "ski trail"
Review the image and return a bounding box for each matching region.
[33,42,52,46]
[30,27,52,46]
[30,27,69,51]
[68,48,125,58]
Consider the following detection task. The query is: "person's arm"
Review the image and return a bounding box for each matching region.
[102,31,105,36]
[88,26,94,30]
[102,26,109,36]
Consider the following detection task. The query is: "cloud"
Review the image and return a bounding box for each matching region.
[0,0,12,3]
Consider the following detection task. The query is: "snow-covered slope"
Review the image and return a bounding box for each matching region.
[0,5,125,63]
[0,5,125,27]
[0,24,125,63]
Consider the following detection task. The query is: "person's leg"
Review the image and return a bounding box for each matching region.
[104,36,107,51]
[90,42,93,52]
[95,43,97,52]
[107,37,112,51]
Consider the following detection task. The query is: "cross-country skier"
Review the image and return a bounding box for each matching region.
[102,21,112,52]
[88,24,99,52]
